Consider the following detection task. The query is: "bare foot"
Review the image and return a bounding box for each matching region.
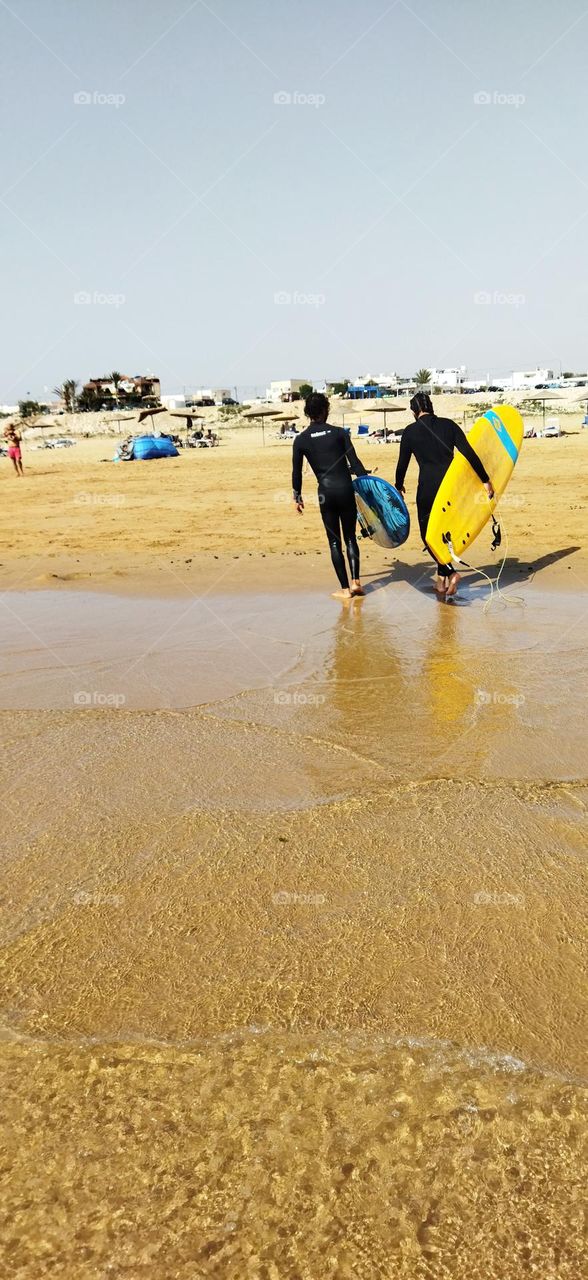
[350,580,365,596]
[446,571,461,597]
[332,588,352,601]
[434,576,448,594]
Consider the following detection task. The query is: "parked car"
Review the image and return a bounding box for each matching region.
[52,437,76,447]
[194,397,215,407]
[222,397,239,406]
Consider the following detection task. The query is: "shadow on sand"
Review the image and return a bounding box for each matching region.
[361,545,581,603]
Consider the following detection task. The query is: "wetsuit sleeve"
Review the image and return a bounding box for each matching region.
[344,437,369,477]
[292,436,304,501]
[395,429,413,489]
[452,422,489,483]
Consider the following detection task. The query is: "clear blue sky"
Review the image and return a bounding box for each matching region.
[1,0,587,400]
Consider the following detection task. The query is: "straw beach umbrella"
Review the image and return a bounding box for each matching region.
[568,388,588,420]
[365,402,407,436]
[110,413,135,438]
[519,389,562,430]
[242,406,283,446]
[171,409,205,439]
[137,405,167,431]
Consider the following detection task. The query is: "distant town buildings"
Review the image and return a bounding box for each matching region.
[266,379,309,403]
[348,368,466,394]
[81,374,161,407]
[427,367,467,389]
[505,368,555,389]
[188,388,233,405]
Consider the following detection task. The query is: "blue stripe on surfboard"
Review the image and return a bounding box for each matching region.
[484,409,518,464]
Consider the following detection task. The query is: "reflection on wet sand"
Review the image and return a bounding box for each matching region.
[0,584,586,1277]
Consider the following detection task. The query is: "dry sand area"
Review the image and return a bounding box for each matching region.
[1,401,587,594]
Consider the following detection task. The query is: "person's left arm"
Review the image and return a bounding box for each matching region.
[394,428,413,492]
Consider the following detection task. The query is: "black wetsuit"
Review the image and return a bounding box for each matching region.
[395,414,489,576]
[292,422,368,589]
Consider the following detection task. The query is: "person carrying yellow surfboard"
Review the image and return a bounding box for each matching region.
[395,393,494,597]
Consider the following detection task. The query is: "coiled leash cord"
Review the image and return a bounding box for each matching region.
[442,508,526,612]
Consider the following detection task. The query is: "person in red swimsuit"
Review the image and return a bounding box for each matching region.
[5,424,24,476]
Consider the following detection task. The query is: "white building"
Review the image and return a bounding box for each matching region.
[353,368,466,391]
[354,372,399,389]
[160,394,186,411]
[267,379,309,403]
[507,368,555,390]
[427,367,467,388]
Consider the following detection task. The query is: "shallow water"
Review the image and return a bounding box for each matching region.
[0,581,586,1276]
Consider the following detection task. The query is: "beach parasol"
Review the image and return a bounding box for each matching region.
[568,388,588,419]
[137,405,167,431]
[171,409,206,436]
[518,389,562,429]
[242,406,283,446]
[365,402,407,435]
[106,414,135,440]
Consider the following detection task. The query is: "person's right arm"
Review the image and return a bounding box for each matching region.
[451,422,493,491]
[344,435,369,477]
[394,428,413,492]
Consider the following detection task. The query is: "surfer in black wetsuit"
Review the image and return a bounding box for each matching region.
[395,393,494,597]
[292,392,369,599]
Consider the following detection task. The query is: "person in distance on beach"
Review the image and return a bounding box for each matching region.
[292,392,369,600]
[4,423,24,476]
[395,392,494,597]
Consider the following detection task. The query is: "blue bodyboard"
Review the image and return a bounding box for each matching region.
[353,475,410,549]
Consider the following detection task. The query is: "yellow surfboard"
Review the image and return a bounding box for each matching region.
[425,405,524,565]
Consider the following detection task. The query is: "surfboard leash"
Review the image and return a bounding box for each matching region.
[441,509,525,612]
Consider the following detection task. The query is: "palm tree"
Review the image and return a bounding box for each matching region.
[53,380,79,411]
[110,371,123,407]
[414,369,431,389]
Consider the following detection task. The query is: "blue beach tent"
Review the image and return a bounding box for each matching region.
[132,434,179,460]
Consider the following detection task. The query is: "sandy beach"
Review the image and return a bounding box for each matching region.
[0,410,587,1277]
[1,405,587,595]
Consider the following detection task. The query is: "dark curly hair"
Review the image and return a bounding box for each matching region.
[410,392,434,418]
[304,391,330,422]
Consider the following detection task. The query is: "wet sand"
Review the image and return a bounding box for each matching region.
[1,580,586,1276]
